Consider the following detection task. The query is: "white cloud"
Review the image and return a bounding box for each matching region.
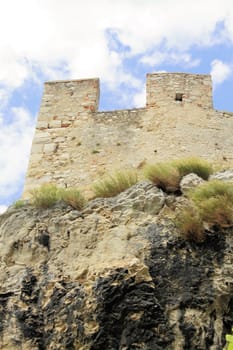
[0,107,35,202]
[0,0,231,91]
[0,205,8,214]
[133,87,146,108]
[140,51,200,68]
[210,59,232,86]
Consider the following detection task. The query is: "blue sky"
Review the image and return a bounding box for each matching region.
[1,0,233,212]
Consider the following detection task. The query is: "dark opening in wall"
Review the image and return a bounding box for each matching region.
[175,93,183,102]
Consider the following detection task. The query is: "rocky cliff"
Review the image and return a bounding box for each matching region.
[0,180,232,349]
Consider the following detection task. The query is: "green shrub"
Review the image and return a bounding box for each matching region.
[189,180,233,203]
[175,205,205,242]
[93,170,138,198]
[176,180,233,241]
[172,157,213,180]
[144,162,180,193]
[30,183,60,208]
[189,180,233,228]
[144,157,213,193]
[14,199,26,209]
[60,188,86,210]
[197,196,233,228]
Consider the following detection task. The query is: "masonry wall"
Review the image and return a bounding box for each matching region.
[23,73,233,197]
[146,73,213,109]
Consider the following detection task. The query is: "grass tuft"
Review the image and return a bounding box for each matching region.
[60,188,86,210]
[14,199,26,209]
[172,157,213,180]
[176,180,233,241]
[189,180,233,203]
[30,183,60,208]
[188,180,233,228]
[175,205,205,242]
[144,162,180,193]
[93,170,138,198]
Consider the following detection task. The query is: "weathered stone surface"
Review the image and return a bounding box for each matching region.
[48,119,62,128]
[180,173,205,195]
[0,185,232,349]
[110,180,165,215]
[44,143,57,154]
[210,169,233,182]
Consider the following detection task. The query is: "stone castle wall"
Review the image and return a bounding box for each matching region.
[23,73,233,197]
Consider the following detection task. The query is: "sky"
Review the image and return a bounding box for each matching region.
[1,0,233,213]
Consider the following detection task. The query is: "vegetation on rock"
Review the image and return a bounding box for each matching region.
[30,183,86,209]
[144,157,213,193]
[19,158,233,244]
[175,205,205,242]
[144,162,180,193]
[30,183,60,208]
[172,156,213,180]
[59,187,86,210]
[176,180,233,241]
[93,169,138,198]
[13,199,26,209]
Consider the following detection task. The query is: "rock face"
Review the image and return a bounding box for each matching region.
[210,169,233,182]
[0,181,232,349]
[180,173,205,195]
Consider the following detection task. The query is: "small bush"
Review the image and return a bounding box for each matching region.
[172,157,213,180]
[175,205,205,242]
[176,180,233,240]
[189,180,233,204]
[14,199,26,209]
[197,196,233,228]
[189,180,233,228]
[93,170,138,198]
[30,184,60,208]
[60,188,86,210]
[144,162,180,193]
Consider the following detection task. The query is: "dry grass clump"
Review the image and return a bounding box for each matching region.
[144,162,181,193]
[172,157,213,180]
[189,180,233,228]
[93,170,138,198]
[176,180,233,241]
[30,183,86,209]
[14,199,26,209]
[144,157,214,193]
[189,180,233,203]
[175,205,205,242]
[60,188,86,210]
[30,184,60,208]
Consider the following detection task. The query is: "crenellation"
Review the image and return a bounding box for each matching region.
[23,72,233,197]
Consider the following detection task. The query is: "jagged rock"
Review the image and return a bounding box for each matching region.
[210,169,233,182]
[180,173,204,195]
[111,180,165,215]
[0,185,232,349]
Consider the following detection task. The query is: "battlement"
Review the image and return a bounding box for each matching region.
[23,72,233,197]
[39,73,213,122]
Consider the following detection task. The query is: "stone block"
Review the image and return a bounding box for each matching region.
[37,121,48,130]
[44,143,57,154]
[31,144,44,154]
[49,120,62,128]
[34,132,51,144]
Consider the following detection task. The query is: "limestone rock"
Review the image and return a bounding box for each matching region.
[0,186,232,349]
[111,180,165,215]
[210,169,233,182]
[180,173,204,195]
